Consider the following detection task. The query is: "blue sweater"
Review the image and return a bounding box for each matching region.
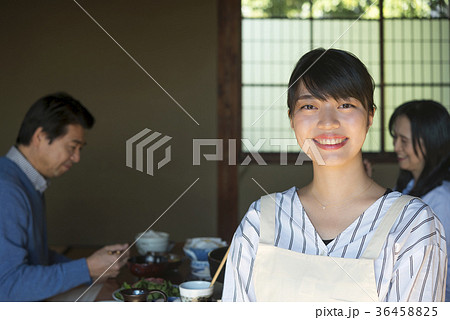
[0,157,91,301]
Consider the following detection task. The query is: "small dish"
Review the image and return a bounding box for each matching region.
[128,253,182,278]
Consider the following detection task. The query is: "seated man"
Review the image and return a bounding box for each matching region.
[0,93,129,301]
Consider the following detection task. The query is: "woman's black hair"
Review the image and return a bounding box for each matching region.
[287,48,375,119]
[16,92,95,146]
[388,100,450,197]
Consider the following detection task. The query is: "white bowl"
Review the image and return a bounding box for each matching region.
[135,231,170,254]
[138,231,169,240]
[179,281,213,302]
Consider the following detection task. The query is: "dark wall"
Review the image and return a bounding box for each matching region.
[0,0,218,245]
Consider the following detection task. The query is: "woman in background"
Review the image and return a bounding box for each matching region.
[389,100,450,300]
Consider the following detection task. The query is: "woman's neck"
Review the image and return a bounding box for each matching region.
[310,155,372,203]
[411,169,421,184]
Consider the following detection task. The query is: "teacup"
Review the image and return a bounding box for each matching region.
[120,288,168,302]
[179,281,214,302]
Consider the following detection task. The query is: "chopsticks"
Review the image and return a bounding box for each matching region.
[209,246,230,287]
[107,250,124,255]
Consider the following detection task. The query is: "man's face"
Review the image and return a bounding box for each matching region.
[36,124,86,178]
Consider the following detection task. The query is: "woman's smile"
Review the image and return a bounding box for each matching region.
[313,134,349,150]
[290,84,371,167]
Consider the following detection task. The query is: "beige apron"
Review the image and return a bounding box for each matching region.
[254,194,414,302]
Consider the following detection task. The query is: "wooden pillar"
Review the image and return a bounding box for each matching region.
[217,0,241,242]
[379,0,385,153]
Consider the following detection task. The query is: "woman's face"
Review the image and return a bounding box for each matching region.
[290,84,372,167]
[392,115,425,180]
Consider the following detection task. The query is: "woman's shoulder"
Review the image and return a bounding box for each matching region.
[245,186,299,214]
[385,191,439,221]
[235,187,300,246]
[241,187,299,227]
[375,191,441,233]
[422,180,450,201]
[421,180,450,225]
[373,190,423,210]
[383,192,446,251]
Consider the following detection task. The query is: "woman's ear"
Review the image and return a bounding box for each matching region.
[288,109,294,129]
[367,109,374,131]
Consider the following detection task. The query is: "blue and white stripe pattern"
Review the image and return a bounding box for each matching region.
[222,187,447,302]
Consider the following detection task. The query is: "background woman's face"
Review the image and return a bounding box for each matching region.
[392,115,425,179]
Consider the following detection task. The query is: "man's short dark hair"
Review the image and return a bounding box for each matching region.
[16,92,95,146]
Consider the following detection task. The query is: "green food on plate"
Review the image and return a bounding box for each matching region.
[115,278,180,301]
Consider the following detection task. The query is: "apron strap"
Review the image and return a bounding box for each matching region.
[259,194,277,245]
[361,195,416,260]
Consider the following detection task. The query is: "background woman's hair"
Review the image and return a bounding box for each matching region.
[287,48,375,118]
[388,100,450,197]
[16,92,95,146]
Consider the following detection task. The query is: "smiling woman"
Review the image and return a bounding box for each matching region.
[389,100,450,301]
[290,84,370,169]
[222,48,447,302]
[389,100,450,201]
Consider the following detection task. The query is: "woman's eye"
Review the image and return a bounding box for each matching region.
[339,103,355,109]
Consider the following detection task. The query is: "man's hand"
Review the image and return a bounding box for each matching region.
[86,243,130,281]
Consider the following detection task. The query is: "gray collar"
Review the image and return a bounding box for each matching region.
[6,146,49,193]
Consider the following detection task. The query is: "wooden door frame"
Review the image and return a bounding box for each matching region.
[217,0,241,242]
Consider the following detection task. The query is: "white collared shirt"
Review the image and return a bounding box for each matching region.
[6,146,48,194]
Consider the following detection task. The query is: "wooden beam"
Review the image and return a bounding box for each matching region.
[379,0,385,152]
[217,0,241,242]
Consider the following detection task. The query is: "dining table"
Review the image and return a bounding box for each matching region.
[54,243,223,302]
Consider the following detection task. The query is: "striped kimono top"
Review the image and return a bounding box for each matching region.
[222,187,447,302]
